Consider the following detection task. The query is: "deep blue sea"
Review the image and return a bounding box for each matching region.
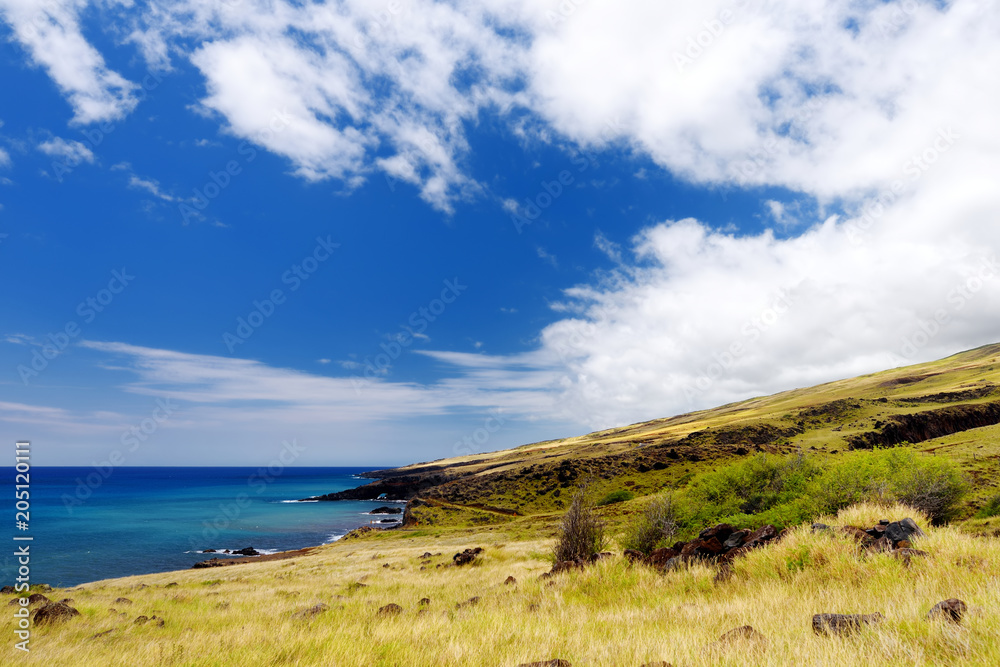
[1,467,397,587]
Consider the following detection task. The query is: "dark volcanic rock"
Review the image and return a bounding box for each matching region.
[31,602,80,626]
[927,598,967,623]
[723,530,748,549]
[504,576,517,585]
[812,612,883,636]
[114,597,132,605]
[743,525,779,547]
[370,506,403,514]
[517,660,571,667]
[648,548,680,567]
[699,523,736,542]
[623,549,645,563]
[455,596,480,609]
[293,603,329,619]
[191,558,229,569]
[378,603,403,617]
[885,518,924,545]
[232,547,260,556]
[550,559,586,574]
[203,548,216,553]
[27,593,50,606]
[453,547,483,566]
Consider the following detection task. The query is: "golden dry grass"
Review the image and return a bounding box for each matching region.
[4,503,1000,666]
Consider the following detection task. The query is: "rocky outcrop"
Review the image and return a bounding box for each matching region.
[846,401,1000,449]
[629,522,784,571]
[453,547,483,566]
[232,547,260,556]
[370,506,403,514]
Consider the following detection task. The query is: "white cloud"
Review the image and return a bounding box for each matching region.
[536,246,558,267]
[0,0,137,124]
[127,174,176,202]
[37,137,95,164]
[0,147,9,168]
[6,0,1000,437]
[593,230,623,263]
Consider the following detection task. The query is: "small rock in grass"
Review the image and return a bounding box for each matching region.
[927,599,967,623]
[517,660,571,667]
[378,603,403,617]
[504,576,517,585]
[293,603,329,619]
[114,597,133,605]
[716,625,767,645]
[456,596,480,610]
[453,547,484,566]
[418,597,431,606]
[134,616,149,625]
[812,612,883,636]
[31,602,80,626]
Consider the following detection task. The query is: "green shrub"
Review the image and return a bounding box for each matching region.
[811,448,967,523]
[674,453,823,533]
[554,490,607,562]
[620,494,678,554]
[975,493,1000,519]
[596,489,635,506]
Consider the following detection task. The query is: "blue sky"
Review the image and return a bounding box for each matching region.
[1,0,999,466]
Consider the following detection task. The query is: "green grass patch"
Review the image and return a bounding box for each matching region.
[596,489,635,506]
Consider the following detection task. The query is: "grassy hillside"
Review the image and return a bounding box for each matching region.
[330,343,1000,531]
[8,344,1000,665]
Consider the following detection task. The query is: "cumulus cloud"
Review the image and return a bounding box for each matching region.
[5,0,1000,433]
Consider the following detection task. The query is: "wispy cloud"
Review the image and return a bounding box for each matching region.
[37,137,94,164]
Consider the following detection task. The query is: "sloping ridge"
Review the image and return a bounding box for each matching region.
[847,401,1000,449]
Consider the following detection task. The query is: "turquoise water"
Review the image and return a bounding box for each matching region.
[1,467,396,587]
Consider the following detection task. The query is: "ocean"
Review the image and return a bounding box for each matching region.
[2,467,396,587]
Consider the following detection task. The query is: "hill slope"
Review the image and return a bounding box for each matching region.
[307,343,1000,528]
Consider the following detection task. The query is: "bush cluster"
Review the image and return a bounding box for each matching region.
[553,490,607,562]
[613,449,968,542]
[620,494,678,554]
